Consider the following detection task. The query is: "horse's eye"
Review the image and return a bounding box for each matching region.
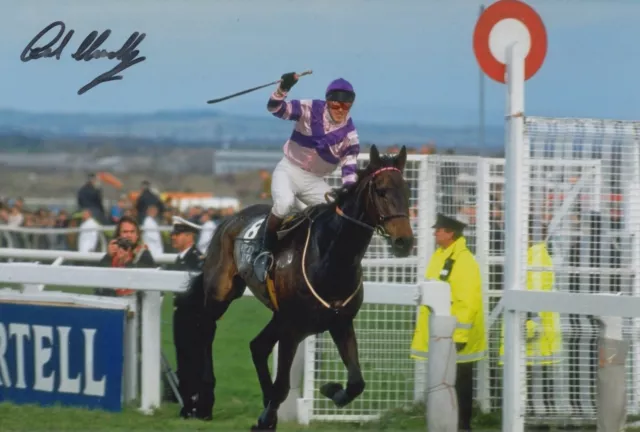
[376,188,387,198]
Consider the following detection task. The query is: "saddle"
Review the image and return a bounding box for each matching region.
[276,206,321,240]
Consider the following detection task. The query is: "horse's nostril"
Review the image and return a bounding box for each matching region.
[393,237,414,252]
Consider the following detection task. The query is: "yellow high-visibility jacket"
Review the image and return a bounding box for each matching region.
[499,242,562,365]
[410,237,487,363]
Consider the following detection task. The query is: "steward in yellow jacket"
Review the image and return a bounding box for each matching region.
[410,213,486,431]
[410,215,486,362]
[498,240,561,366]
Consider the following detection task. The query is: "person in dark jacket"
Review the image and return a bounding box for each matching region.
[77,173,106,223]
[135,180,165,224]
[170,216,214,420]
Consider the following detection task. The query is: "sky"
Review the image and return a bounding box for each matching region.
[1,0,639,127]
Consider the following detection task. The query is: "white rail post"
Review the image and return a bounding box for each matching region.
[272,342,305,423]
[139,290,162,414]
[595,314,629,431]
[474,157,491,412]
[502,41,527,432]
[625,130,640,412]
[419,280,458,432]
[123,294,139,403]
[298,336,315,425]
[414,155,437,403]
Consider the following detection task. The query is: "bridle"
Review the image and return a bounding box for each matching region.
[332,166,410,237]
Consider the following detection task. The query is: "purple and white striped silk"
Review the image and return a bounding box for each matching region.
[268,89,360,186]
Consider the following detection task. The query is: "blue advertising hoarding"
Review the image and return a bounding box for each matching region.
[0,301,125,412]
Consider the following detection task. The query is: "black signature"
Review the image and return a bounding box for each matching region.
[20,21,146,95]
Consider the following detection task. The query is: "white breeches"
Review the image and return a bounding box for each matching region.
[270,157,332,218]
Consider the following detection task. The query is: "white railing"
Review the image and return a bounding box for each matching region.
[0,251,454,426]
[0,224,176,253]
[0,248,417,268]
[0,261,187,413]
[2,250,636,430]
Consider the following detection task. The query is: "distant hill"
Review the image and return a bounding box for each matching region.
[0,108,505,154]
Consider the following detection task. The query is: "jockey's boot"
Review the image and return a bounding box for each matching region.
[253,213,283,283]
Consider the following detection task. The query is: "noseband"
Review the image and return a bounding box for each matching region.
[334,166,410,237]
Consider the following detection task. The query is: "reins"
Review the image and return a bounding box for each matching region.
[301,221,362,311]
[300,165,409,312]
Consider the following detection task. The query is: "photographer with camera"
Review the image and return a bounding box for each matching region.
[97,215,156,296]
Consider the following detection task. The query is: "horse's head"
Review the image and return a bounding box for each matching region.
[352,145,415,257]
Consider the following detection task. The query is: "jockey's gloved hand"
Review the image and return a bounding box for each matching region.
[279,72,298,92]
[332,186,349,197]
[323,187,344,202]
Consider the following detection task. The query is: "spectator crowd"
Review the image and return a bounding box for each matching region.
[0,175,237,256]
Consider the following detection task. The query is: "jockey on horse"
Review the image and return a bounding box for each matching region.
[254,72,360,282]
[253,72,360,283]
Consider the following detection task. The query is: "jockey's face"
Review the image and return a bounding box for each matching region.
[327,100,352,123]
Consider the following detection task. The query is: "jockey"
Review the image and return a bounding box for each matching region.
[253,72,360,282]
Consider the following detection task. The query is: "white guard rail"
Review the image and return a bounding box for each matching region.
[0,247,416,267]
[0,262,189,414]
[0,256,455,427]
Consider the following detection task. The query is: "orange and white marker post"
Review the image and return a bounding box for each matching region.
[473,2,548,431]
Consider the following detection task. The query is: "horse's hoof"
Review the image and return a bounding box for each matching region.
[332,388,351,407]
[320,382,344,400]
[250,409,277,431]
[320,382,350,408]
[250,422,277,431]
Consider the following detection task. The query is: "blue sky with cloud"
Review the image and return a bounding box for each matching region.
[1,0,639,126]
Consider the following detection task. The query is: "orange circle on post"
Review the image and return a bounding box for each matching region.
[473,0,547,83]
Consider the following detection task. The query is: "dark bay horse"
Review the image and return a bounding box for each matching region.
[190,144,414,430]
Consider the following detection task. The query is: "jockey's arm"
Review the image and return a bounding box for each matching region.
[339,131,360,186]
[267,89,306,122]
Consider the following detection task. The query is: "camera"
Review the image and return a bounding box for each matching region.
[115,237,133,250]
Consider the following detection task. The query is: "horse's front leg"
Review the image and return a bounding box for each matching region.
[252,330,301,431]
[320,320,365,408]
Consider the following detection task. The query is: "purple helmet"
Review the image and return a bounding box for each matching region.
[325,78,355,103]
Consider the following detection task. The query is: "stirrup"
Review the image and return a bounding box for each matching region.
[254,251,274,283]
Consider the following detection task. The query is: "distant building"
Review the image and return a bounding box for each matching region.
[212,149,283,175]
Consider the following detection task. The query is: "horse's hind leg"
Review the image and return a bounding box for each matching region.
[252,327,302,431]
[250,314,279,409]
[320,320,366,408]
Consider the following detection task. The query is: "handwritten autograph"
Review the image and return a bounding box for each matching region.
[20,21,146,95]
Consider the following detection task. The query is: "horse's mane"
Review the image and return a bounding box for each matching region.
[330,154,398,208]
